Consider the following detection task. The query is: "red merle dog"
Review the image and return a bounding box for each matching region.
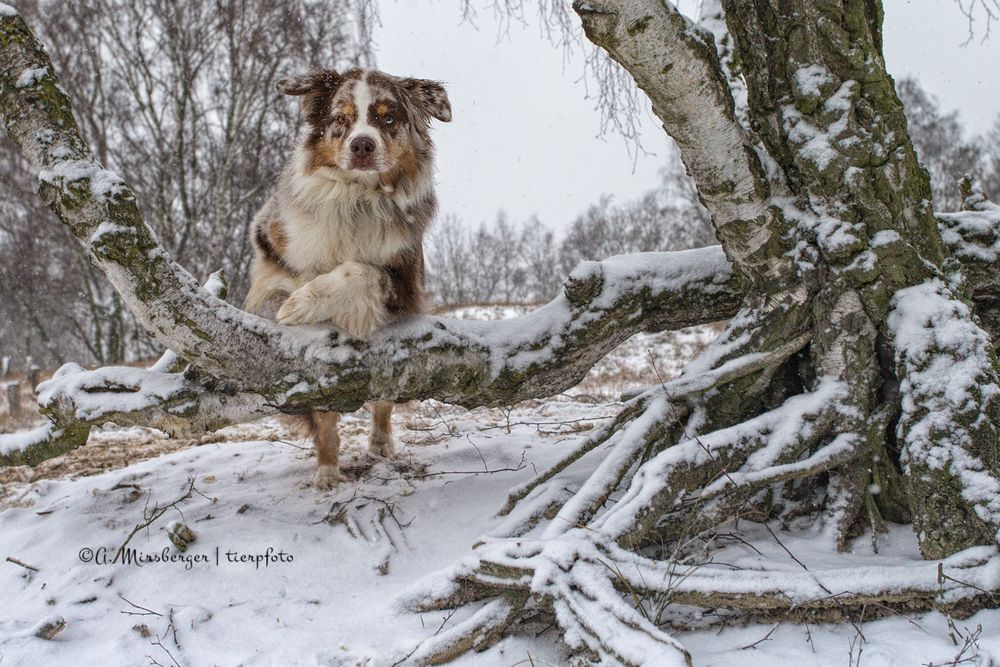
[245,68,451,488]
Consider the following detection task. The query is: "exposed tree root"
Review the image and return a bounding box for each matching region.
[889,278,1000,557]
[498,394,655,517]
[500,329,811,521]
[402,527,1000,663]
[595,379,847,548]
[401,286,1000,661]
[408,596,527,666]
[414,535,1000,615]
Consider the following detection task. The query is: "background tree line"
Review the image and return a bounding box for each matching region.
[0,1,997,369]
[425,152,715,306]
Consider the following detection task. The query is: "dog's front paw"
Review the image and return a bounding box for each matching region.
[313,464,341,490]
[277,284,328,326]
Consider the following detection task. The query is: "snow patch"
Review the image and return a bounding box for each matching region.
[88,221,132,244]
[37,365,188,421]
[889,279,1000,528]
[782,80,856,172]
[15,65,47,88]
[38,159,126,203]
[778,196,862,255]
[0,423,54,457]
[793,64,832,97]
[872,229,902,247]
[938,194,1000,262]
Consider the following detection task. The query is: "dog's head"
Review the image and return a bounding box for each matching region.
[278,68,451,178]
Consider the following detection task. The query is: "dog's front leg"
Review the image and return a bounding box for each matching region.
[276,261,389,340]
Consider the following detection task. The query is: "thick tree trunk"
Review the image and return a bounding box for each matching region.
[398,1,1000,664]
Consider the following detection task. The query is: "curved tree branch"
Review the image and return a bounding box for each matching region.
[572,0,767,224]
[0,244,740,466]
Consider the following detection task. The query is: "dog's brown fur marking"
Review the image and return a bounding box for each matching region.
[383,245,427,316]
[306,136,345,174]
[268,220,290,257]
[310,412,341,466]
[254,223,296,275]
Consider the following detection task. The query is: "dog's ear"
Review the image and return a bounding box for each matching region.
[399,78,452,123]
[276,69,343,126]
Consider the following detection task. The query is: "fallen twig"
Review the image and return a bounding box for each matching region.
[937,562,1000,601]
[367,451,527,481]
[739,622,780,650]
[113,477,198,564]
[119,594,163,617]
[5,555,39,572]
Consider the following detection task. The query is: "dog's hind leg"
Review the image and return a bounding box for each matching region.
[368,401,396,458]
[310,411,342,489]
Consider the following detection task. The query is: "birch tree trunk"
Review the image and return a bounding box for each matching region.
[3,2,1000,665]
[399,1,1000,664]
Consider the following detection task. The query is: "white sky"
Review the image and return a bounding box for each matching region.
[373,1,1000,231]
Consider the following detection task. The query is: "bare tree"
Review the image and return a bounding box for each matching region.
[3,2,1000,666]
[558,160,714,276]
[982,113,1000,198]
[0,0,363,367]
[954,0,1000,43]
[427,213,554,304]
[425,214,473,304]
[516,215,563,300]
[897,77,983,210]
[426,155,713,307]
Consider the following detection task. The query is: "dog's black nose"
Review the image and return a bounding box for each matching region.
[350,136,376,156]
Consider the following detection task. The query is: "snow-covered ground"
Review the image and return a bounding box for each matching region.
[1,309,997,666]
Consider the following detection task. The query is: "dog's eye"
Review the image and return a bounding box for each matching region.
[384,114,394,126]
[334,114,348,125]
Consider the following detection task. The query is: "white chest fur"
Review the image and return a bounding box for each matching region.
[283,169,415,278]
